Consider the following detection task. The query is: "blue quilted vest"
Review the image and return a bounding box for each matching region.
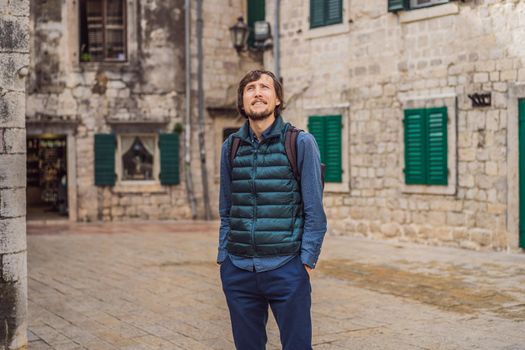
[226,116,304,257]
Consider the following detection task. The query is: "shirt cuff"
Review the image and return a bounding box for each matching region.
[301,252,318,269]
[217,249,228,264]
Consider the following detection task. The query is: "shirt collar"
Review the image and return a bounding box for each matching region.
[248,116,280,142]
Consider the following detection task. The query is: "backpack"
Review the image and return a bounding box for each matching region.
[229,125,325,189]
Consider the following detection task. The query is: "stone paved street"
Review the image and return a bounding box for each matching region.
[27,221,525,350]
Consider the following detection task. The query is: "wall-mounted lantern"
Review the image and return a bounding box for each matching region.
[229,17,272,52]
[229,17,249,52]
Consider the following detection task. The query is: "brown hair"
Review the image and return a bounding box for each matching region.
[237,70,284,118]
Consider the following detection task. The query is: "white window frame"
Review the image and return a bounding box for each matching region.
[399,95,457,195]
[303,104,350,193]
[305,0,351,40]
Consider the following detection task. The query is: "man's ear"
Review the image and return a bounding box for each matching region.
[276,98,281,106]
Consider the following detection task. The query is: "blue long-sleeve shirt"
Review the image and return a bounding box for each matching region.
[217,120,327,272]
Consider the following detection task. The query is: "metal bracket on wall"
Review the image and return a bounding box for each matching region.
[468,93,491,107]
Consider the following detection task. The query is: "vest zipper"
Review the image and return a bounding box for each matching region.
[251,147,258,254]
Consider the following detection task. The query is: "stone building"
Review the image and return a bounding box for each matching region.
[1,0,29,348]
[267,0,525,251]
[26,0,261,222]
[27,0,525,253]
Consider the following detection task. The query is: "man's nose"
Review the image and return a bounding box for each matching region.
[254,86,263,96]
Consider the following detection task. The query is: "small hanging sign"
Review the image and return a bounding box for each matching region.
[468,93,491,107]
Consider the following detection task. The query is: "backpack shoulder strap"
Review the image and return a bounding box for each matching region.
[285,125,302,182]
[229,137,241,165]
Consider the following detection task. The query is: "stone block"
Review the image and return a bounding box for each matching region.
[0,155,25,188]
[489,71,500,81]
[0,16,29,52]
[3,0,29,16]
[451,227,469,241]
[459,239,479,250]
[0,92,25,128]
[0,188,26,217]
[446,212,466,226]
[380,223,400,238]
[473,72,488,83]
[485,161,498,176]
[0,217,25,254]
[500,69,517,81]
[0,53,29,91]
[470,228,491,247]
[1,251,26,282]
[3,128,25,154]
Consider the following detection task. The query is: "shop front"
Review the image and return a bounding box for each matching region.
[27,134,69,220]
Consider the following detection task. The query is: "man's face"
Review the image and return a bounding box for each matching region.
[242,74,281,121]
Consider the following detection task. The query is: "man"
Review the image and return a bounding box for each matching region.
[217,70,327,350]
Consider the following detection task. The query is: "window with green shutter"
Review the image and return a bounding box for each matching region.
[388,0,449,12]
[310,0,343,29]
[308,115,343,183]
[94,134,116,186]
[159,133,180,185]
[247,0,265,48]
[403,107,448,186]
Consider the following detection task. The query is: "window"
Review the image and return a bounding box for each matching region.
[121,135,155,181]
[247,0,265,48]
[79,0,127,62]
[403,107,448,185]
[94,133,180,186]
[388,0,449,12]
[308,115,342,183]
[310,0,343,29]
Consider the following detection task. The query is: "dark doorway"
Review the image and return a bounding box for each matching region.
[27,135,68,221]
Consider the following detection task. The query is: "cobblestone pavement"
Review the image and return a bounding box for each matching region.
[27,221,525,350]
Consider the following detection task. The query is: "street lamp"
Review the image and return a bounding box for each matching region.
[229,16,248,52]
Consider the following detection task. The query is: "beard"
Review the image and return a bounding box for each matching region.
[246,105,275,121]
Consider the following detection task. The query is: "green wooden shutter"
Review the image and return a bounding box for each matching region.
[308,115,342,183]
[308,116,326,160]
[426,107,448,185]
[310,0,325,28]
[388,0,408,12]
[404,109,426,185]
[325,0,343,26]
[324,115,343,182]
[94,134,116,186]
[519,99,525,248]
[159,133,180,185]
[247,0,265,47]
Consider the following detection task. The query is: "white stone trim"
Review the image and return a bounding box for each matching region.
[399,96,458,196]
[506,84,525,251]
[399,2,459,24]
[67,134,77,222]
[304,0,351,40]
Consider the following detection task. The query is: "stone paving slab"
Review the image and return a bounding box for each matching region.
[27,221,525,349]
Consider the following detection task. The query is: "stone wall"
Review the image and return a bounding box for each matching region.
[274,0,525,251]
[27,0,253,221]
[0,0,29,348]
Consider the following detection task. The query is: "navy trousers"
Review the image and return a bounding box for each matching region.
[220,255,312,350]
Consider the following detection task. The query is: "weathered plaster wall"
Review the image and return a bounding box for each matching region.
[27,0,254,221]
[274,0,525,250]
[0,0,29,348]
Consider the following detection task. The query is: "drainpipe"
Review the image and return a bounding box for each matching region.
[274,0,281,80]
[196,0,212,220]
[184,0,197,219]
